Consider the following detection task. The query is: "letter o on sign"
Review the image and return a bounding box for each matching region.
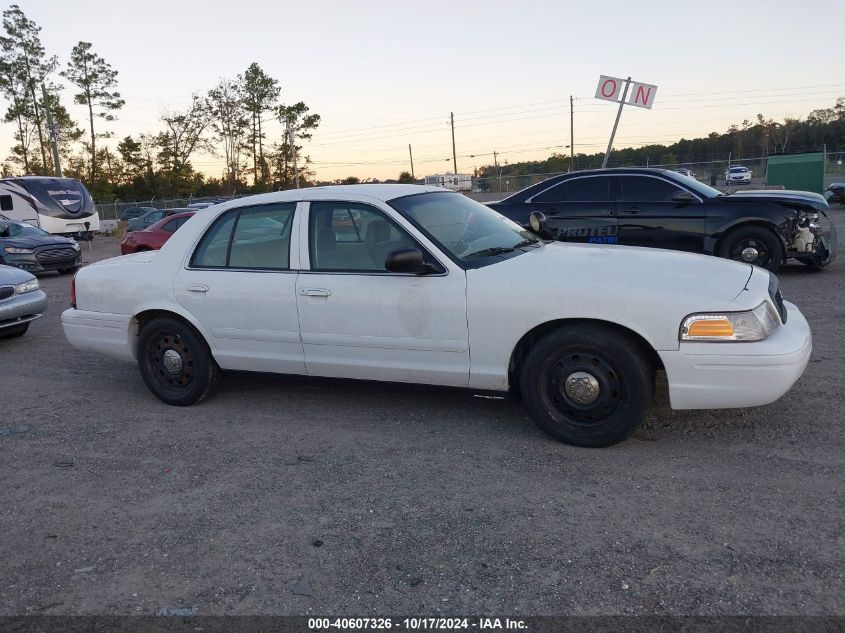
[595,75,624,103]
[601,79,617,98]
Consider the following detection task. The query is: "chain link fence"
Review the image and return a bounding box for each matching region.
[95,195,241,223]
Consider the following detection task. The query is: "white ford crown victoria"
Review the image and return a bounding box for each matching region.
[63,185,812,446]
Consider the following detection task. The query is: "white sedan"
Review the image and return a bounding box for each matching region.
[62,185,811,447]
[725,165,752,185]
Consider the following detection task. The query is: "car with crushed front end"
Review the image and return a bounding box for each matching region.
[0,219,82,274]
[488,168,837,272]
[62,184,811,447]
[0,264,46,338]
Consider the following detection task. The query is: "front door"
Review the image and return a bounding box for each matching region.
[531,174,619,244]
[173,201,306,374]
[296,200,469,387]
[616,175,707,252]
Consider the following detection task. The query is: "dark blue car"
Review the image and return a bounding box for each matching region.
[0,219,82,274]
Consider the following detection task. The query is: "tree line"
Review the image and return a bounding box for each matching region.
[474,99,845,191]
[0,4,320,201]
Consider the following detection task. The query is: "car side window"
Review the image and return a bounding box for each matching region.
[0,195,12,211]
[621,176,685,203]
[565,177,613,202]
[309,202,418,272]
[532,182,567,204]
[191,203,295,270]
[161,219,180,233]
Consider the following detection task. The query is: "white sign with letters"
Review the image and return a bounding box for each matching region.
[627,81,658,109]
[595,75,625,103]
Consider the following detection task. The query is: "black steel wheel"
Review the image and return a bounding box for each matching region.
[519,325,653,447]
[137,316,221,406]
[718,226,784,272]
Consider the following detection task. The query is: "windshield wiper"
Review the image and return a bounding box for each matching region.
[464,239,539,259]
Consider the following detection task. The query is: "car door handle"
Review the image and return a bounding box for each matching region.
[299,288,331,297]
[625,207,641,214]
[186,284,209,293]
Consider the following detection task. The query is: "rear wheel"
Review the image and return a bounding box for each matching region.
[0,323,29,339]
[519,325,653,447]
[137,316,221,405]
[717,225,784,272]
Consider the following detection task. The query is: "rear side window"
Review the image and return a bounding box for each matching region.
[565,177,613,202]
[191,203,295,270]
[0,195,12,211]
[161,219,180,233]
[534,177,613,203]
[620,176,685,202]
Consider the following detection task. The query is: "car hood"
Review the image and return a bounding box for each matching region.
[0,263,36,284]
[496,241,758,305]
[726,190,830,210]
[0,234,77,248]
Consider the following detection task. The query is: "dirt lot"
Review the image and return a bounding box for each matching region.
[1,213,844,616]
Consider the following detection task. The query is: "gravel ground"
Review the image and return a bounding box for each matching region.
[1,212,843,616]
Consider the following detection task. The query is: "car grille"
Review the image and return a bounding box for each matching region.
[768,276,787,324]
[0,285,13,301]
[36,247,77,262]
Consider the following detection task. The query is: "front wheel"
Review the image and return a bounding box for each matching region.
[138,316,221,406]
[519,325,654,447]
[717,226,784,272]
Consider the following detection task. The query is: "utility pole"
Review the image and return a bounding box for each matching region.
[570,95,574,170]
[450,112,457,175]
[42,85,63,177]
[601,77,631,169]
[493,150,501,193]
[408,144,415,180]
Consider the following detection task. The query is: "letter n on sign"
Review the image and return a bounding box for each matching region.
[594,75,624,103]
[626,82,658,109]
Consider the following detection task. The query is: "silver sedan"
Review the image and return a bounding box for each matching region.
[0,264,47,339]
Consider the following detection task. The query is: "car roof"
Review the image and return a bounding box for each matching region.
[214,184,446,207]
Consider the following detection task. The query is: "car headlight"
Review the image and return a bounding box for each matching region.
[4,246,34,254]
[680,301,781,342]
[15,278,39,294]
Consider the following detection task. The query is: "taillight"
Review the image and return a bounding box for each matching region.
[70,273,77,309]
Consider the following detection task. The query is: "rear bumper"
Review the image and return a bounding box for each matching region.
[660,301,811,409]
[0,289,47,330]
[61,308,135,362]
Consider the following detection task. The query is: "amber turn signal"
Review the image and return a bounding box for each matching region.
[685,318,734,338]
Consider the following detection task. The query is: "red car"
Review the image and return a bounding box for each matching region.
[120,211,195,255]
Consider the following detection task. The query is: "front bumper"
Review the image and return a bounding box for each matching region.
[2,249,82,273]
[660,300,811,409]
[0,289,47,330]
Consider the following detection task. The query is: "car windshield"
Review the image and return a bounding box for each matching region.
[389,191,540,262]
[669,172,723,198]
[730,167,748,172]
[0,221,49,238]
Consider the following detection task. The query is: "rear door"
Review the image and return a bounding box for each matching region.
[173,201,305,374]
[529,175,619,244]
[616,175,707,252]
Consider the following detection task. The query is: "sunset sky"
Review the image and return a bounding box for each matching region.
[4,0,843,183]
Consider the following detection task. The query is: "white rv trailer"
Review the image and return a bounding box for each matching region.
[0,176,99,235]
[423,173,473,192]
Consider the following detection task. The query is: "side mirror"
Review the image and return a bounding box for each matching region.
[529,211,547,232]
[385,248,429,274]
[672,190,697,204]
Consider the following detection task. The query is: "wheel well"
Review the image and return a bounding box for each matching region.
[715,221,788,254]
[507,318,663,392]
[132,309,207,356]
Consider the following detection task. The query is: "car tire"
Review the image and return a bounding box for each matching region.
[519,325,653,447]
[0,322,30,339]
[717,225,784,272]
[137,316,222,406]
